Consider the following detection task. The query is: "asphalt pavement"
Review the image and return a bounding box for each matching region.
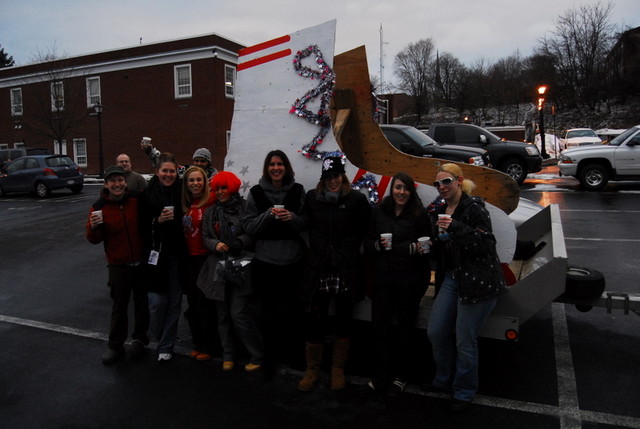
[1,178,640,429]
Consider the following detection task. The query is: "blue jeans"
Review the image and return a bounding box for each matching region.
[216,286,264,364]
[148,256,182,354]
[427,275,496,401]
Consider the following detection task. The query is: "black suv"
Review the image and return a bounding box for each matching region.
[380,124,490,167]
[425,123,542,183]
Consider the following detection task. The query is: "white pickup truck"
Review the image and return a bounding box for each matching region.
[558,125,640,190]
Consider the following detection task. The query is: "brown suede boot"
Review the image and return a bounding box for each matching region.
[330,338,351,391]
[297,342,324,392]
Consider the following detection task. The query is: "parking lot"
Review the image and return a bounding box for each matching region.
[1,177,639,428]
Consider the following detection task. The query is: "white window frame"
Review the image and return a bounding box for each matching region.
[54,140,67,155]
[225,65,236,99]
[73,138,88,167]
[0,144,8,149]
[174,64,192,98]
[10,87,23,116]
[13,142,25,148]
[51,81,64,111]
[86,77,101,107]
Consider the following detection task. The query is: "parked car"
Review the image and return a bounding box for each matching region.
[423,123,542,184]
[558,125,640,190]
[595,128,626,143]
[0,147,51,169]
[380,124,490,166]
[0,155,84,197]
[559,128,602,150]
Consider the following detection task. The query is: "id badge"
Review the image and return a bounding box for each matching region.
[148,250,160,266]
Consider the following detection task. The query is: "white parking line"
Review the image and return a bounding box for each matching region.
[552,303,581,429]
[2,313,640,427]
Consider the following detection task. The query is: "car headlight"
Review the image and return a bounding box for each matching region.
[525,145,540,156]
[559,154,574,163]
[468,156,485,166]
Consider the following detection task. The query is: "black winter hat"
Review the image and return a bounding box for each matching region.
[320,156,345,179]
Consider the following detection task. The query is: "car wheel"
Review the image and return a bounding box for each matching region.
[501,158,527,184]
[69,184,83,194]
[562,266,605,300]
[35,181,51,198]
[579,163,608,190]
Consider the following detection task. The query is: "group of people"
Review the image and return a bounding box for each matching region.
[86,144,507,412]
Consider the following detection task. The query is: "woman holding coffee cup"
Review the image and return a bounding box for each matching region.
[242,150,307,375]
[425,163,506,412]
[139,152,187,362]
[364,172,431,394]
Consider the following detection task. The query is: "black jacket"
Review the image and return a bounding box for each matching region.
[428,193,506,303]
[301,188,371,301]
[139,175,187,292]
[364,202,431,286]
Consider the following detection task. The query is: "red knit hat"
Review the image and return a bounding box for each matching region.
[210,171,241,194]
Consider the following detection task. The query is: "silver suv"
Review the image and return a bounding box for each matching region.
[558,125,640,190]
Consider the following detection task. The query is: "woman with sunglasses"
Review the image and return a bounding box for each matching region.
[364,172,431,394]
[425,163,506,412]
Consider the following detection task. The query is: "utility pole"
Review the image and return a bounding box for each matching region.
[379,23,385,94]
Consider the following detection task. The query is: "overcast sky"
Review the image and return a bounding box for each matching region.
[2,0,638,86]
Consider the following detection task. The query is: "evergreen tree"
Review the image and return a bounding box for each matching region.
[1,45,15,67]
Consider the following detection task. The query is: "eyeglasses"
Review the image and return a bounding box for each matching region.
[433,177,457,188]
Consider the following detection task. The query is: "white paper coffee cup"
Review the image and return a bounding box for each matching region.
[380,233,392,250]
[273,204,284,219]
[93,210,103,224]
[438,214,451,233]
[164,206,174,217]
[418,236,430,253]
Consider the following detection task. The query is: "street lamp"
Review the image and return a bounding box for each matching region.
[537,85,549,159]
[94,102,104,177]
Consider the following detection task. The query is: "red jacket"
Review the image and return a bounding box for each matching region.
[86,190,144,265]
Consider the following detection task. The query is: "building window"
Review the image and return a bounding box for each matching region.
[86,77,101,107]
[174,64,192,98]
[10,88,23,116]
[225,65,236,99]
[54,140,67,155]
[51,81,64,111]
[73,139,87,167]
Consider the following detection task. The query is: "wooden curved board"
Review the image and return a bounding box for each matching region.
[330,46,520,214]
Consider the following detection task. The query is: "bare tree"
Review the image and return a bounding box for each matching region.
[21,46,92,150]
[488,52,525,124]
[432,51,465,108]
[537,1,616,111]
[457,58,491,123]
[393,39,436,124]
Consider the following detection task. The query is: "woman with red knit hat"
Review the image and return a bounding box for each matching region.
[198,171,264,372]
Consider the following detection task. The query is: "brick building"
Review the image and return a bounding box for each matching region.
[0,34,245,175]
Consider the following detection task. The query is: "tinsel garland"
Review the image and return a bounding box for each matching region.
[289,45,336,160]
[351,173,380,205]
[426,196,446,214]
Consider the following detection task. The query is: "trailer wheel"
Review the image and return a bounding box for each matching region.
[564,266,605,300]
[574,304,593,313]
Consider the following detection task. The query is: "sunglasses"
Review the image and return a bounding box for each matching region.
[433,177,457,188]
